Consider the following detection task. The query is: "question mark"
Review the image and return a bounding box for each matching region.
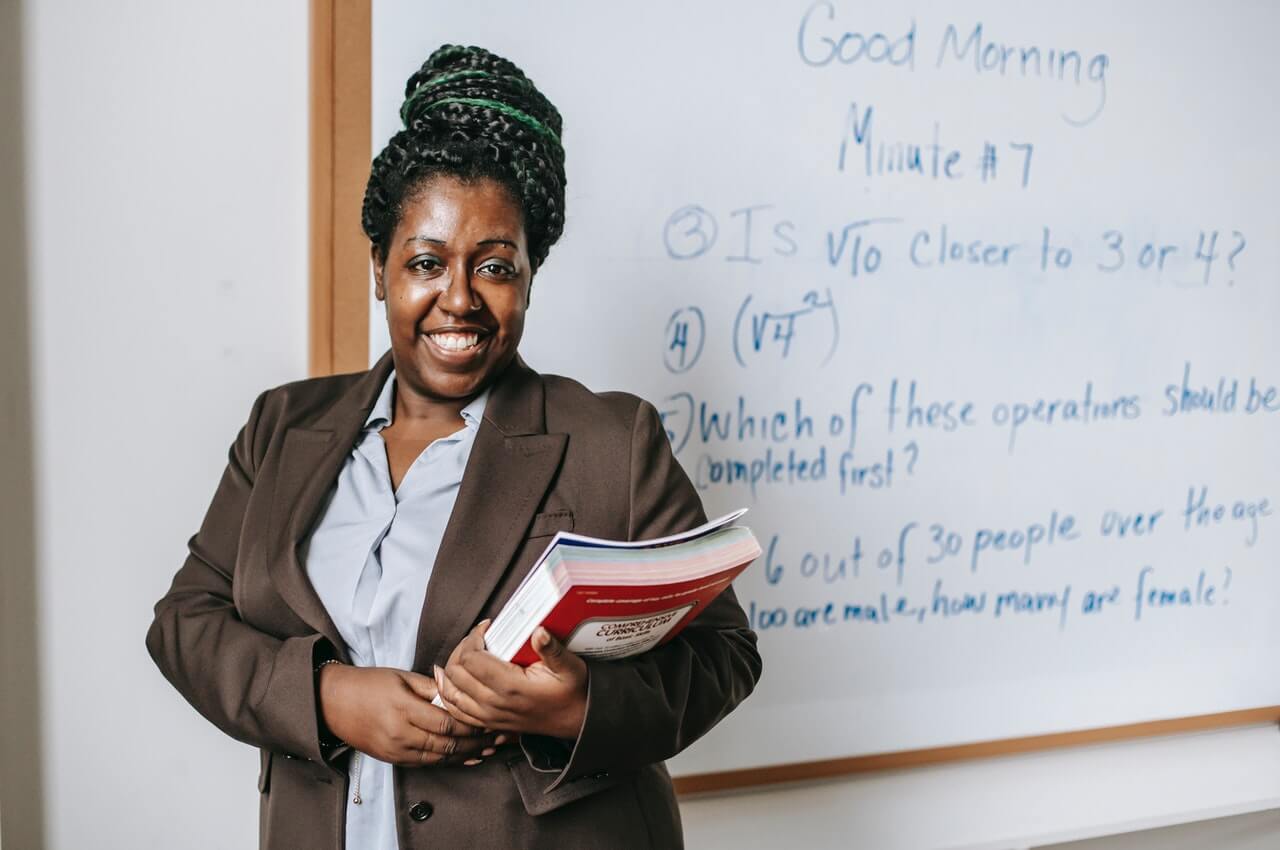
[1227,231,1246,285]
[903,441,919,475]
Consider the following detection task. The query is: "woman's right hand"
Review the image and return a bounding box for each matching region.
[318,663,500,767]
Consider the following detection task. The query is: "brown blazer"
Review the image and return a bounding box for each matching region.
[146,349,762,850]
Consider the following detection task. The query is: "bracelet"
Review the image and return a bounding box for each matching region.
[314,658,346,751]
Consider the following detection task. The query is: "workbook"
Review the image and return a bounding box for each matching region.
[487,509,760,665]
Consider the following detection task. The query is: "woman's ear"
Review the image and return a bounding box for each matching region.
[370,243,386,301]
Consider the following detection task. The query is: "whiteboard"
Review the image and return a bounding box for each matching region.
[369,0,1280,778]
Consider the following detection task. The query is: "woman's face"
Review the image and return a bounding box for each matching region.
[372,175,531,404]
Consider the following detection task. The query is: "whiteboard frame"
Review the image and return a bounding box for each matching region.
[309,0,371,376]
[307,0,1280,794]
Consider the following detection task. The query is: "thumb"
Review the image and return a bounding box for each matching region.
[400,670,438,702]
[531,627,568,671]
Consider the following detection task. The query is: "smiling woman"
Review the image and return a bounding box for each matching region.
[146,43,761,850]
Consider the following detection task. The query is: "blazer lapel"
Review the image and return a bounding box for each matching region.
[412,357,566,672]
[265,349,396,661]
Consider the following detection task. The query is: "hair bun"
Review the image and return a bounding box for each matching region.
[400,45,563,147]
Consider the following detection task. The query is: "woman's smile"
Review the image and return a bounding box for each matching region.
[422,327,491,359]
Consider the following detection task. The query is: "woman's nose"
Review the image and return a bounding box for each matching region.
[437,265,481,315]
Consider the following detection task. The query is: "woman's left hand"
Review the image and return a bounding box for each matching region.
[435,621,588,740]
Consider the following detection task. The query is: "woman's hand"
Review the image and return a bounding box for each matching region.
[435,622,588,740]
[318,664,501,767]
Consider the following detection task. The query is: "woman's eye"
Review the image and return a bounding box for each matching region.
[410,256,442,272]
[479,261,515,277]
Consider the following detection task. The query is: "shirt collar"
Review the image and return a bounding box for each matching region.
[364,368,489,433]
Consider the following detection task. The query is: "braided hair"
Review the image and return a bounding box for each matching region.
[362,45,566,273]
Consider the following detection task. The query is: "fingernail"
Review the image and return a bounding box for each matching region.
[481,747,496,757]
[433,665,444,679]
[464,758,482,766]
[494,734,509,746]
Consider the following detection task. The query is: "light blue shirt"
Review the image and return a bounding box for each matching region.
[302,367,487,850]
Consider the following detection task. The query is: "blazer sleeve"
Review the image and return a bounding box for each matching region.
[145,389,336,766]
[544,399,763,789]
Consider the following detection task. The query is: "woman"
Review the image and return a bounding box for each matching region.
[146,44,761,849]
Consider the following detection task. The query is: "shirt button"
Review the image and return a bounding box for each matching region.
[408,801,433,822]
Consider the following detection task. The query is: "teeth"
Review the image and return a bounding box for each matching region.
[431,332,481,351]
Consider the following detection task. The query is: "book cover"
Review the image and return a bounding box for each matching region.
[492,515,761,666]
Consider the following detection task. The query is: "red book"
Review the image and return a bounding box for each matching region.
[486,510,760,666]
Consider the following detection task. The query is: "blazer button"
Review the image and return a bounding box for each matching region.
[408,801,433,822]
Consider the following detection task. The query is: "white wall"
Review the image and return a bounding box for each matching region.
[8,2,1279,849]
[678,725,1280,849]
[1041,808,1280,850]
[20,1,309,848]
